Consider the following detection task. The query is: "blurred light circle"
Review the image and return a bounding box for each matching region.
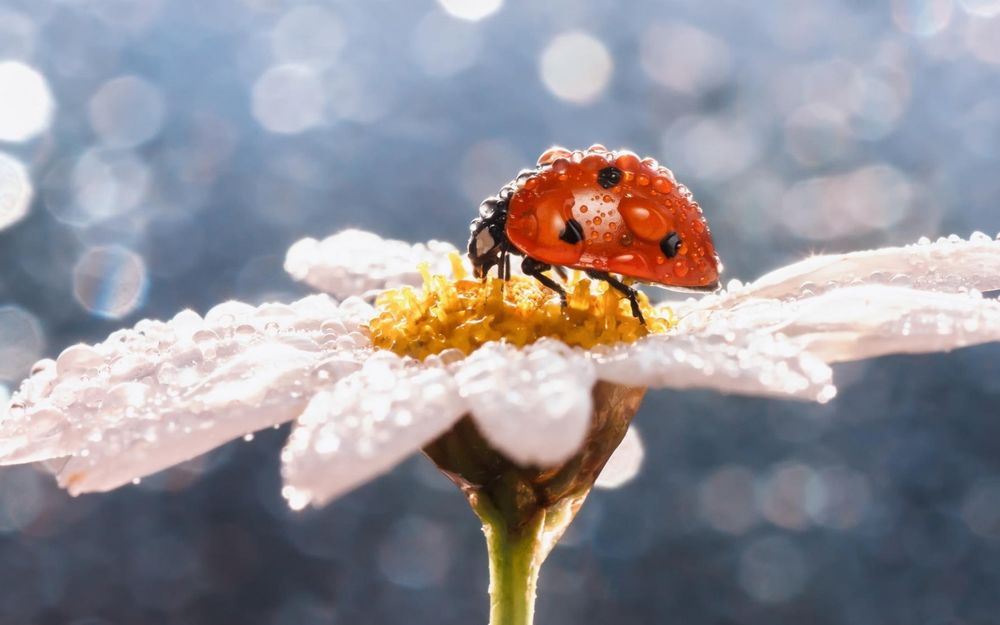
[891,0,954,36]
[88,75,166,148]
[595,425,644,489]
[377,515,451,589]
[965,16,1000,64]
[0,61,54,143]
[697,465,758,534]
[807,466,871,530]
[326,65,395,124]
[539,31,613,105]
[847,69,910,140]
[437,0,502,21]
[784,104,851,167]
[272,5,345,69]
[458,139,524,205]
[252,64,325,134]
[757,462,823,530]
[781,164,913,240]
[412,10,483,78]
[739,535,809,604]
[961,477,1000,538]
[640,22,731,95]
[0,9,37,60]
[41,158,93,227]
[0,467,47,533]
[662,115,762,181]
[73,148,151,221]
[0,152,33,232]
[0,306,44,382]
[72,246,148,319]
[959,0,1000,15]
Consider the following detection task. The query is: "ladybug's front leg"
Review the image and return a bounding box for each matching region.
[521,257,568,307]
[585,270,646,325]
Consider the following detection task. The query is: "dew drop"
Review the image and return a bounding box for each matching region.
[192,329,218,343]
[890,273,912,287]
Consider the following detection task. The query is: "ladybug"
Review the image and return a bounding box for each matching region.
[468,145,722,323]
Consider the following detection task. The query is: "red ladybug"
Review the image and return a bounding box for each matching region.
[468,145,721,323]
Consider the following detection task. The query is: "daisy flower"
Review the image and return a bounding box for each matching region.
[4,227,1000,625]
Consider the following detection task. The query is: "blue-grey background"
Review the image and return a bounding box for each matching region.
[2,0,1000,623]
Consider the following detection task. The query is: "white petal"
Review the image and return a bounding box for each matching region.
[749,285,1000,364]
[281,352,465,508]
[592,333,836,403]
[453,339,596,467]
[685,233,1000,313]
[284,229,460,299]
[2,294,372,495]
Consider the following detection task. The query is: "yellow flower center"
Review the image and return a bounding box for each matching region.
[366,254,676,360]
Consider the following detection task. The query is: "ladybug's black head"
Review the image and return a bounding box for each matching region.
[468,196,510,279]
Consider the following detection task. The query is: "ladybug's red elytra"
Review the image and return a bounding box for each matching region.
[468,144,722,323]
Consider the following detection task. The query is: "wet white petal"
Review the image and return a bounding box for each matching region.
[700,233,1000,309]
[454,339,596,467]
[281,352,465,508]
[592,333,836,403]
[2,294,371,494]
[284,229,459,299]
[745,286,1000,364]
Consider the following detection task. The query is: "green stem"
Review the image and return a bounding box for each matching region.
[477,501,547,625]
[421,384,648,625]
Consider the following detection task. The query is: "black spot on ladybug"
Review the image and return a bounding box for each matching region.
[597,166,623,189]
[559,218,584,244]
[660,231,682,258]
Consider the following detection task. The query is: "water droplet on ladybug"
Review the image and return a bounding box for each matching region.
[615,153,641,172]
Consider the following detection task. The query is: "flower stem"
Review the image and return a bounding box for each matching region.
[422,383,648,625]
[478,502,546,625]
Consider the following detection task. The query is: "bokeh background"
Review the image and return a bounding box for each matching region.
[2,0,1000,623]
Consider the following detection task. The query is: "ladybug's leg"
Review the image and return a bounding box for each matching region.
[585,270,646,325]
[522,257,568,307]
[552,265,568,281]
